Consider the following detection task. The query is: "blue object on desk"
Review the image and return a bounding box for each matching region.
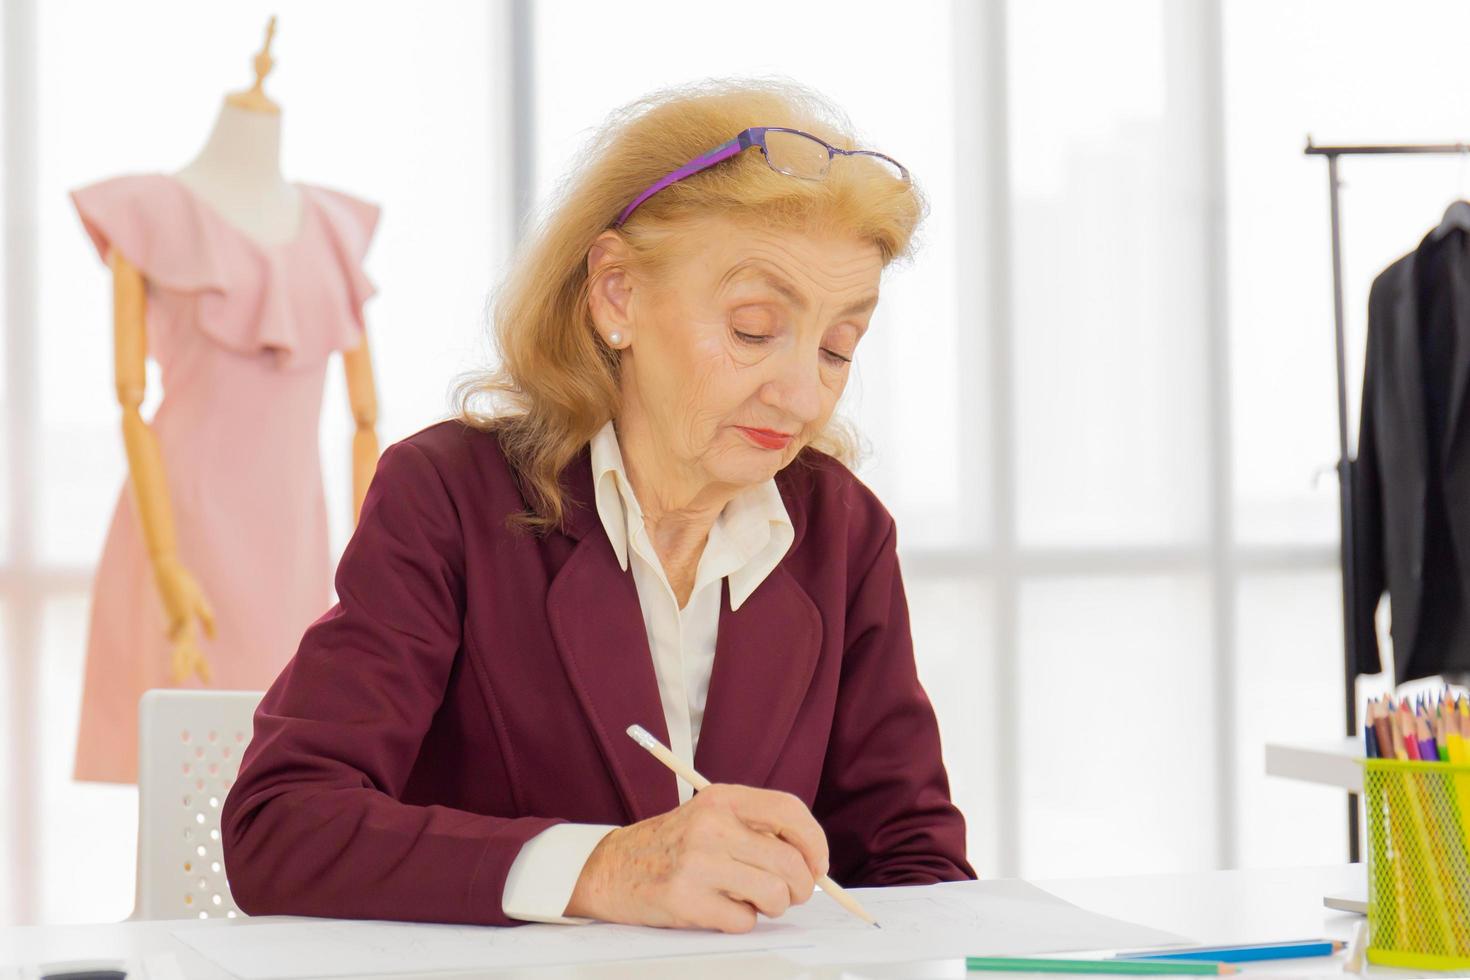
[1113,939,1341,963]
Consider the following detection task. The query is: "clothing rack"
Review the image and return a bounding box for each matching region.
[1303,136,1470,862]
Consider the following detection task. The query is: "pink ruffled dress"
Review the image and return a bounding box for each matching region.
[68,173,380,783]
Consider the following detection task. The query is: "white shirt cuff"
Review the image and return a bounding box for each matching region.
[501,823,619,924]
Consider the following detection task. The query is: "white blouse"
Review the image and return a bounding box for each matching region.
[499,418,795,923]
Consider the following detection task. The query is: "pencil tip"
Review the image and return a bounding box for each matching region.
[872,921,882,929]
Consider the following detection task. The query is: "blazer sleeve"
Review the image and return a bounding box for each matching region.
[812,516,978,886]
[220,440,566,926]
[1350,280,1387,677]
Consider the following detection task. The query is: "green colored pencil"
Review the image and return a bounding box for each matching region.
[965,957,1235,976]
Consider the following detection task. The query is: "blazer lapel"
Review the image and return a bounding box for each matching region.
[1391,248,1430,483]
[693,568,822,789]
[542,439,822,815]
[544,448,680,823]
[1443,232,1470,457]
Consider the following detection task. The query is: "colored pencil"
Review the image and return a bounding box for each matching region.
[1113,939,1343,963]
[1401,702,1422,760]
[964,957,1235,975]
[1372,699,1394,764]
[1417,714,1438,763]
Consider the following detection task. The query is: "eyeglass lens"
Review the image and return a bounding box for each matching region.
[761,129,906,182]
[763,130,832,178]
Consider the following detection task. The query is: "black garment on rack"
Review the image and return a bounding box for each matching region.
[1351,226,1470,684]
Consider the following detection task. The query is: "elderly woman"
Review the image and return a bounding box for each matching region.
[221,78,974,933]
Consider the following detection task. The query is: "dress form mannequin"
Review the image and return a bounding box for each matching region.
[107,17,381,685]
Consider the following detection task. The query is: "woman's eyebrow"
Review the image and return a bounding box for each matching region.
[731,265,879,318]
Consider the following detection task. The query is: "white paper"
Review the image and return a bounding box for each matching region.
[171,878,1189,979]
[171,916,810,979]
[767,879,1190,965]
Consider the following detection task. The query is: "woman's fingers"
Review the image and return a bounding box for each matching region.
[685,888,760,934]
[704,853,796,919]
[708,784,830,879]
[726,822,817,905]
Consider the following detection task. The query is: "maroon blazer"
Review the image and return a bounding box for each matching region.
[221,419,974,926]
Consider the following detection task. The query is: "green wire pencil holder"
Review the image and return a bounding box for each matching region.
[1362,758,1470,970]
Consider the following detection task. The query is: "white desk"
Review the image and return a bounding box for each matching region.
[4,864,1447,979]
[1265,737,1364,792]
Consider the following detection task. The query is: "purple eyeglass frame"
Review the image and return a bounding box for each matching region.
[611,125,910,229]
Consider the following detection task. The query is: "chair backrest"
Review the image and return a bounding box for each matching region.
[133,688,263,920]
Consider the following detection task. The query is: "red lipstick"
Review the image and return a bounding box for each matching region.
[737,426,794,451]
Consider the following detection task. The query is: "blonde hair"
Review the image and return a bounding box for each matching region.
[454,76,928,532]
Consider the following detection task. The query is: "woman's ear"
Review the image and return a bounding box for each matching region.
[587,231,635,348]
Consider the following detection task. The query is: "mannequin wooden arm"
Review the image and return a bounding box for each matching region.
[110,248,215,683]
[112,249,180,570]
[343,336,379,526]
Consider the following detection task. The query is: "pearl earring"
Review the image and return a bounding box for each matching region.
[608,331,623,347]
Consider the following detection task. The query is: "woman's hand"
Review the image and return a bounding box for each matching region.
[154,554,217,684]
[565,783,830,933]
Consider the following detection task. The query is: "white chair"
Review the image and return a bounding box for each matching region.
[132,688,263,920]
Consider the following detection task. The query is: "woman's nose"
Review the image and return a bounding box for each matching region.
[763,350,825,423]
